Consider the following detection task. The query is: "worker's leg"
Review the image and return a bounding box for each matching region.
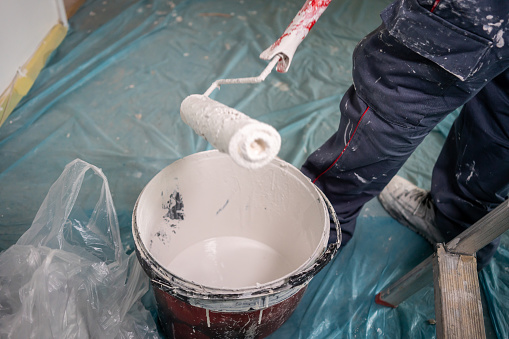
[302,0,509,247]
[431,70,509,269]
[301,81,442,245]
[301,24,457,245]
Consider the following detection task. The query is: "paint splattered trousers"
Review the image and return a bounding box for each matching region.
[301,0,509,269]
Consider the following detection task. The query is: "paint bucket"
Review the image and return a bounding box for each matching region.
[133,150,340,338]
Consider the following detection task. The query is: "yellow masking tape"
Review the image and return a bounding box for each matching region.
[0,23,68,126]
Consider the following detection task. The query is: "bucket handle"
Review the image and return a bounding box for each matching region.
[288,188,341,286]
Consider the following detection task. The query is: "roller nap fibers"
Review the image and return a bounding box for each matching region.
[181,94,281,169]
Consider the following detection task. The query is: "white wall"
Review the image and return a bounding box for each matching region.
[0,0,67,93]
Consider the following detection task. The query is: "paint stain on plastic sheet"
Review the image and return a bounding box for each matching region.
[273,81,290,91]
[198,12,232,18]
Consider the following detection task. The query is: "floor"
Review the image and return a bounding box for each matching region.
[0,0,507,337]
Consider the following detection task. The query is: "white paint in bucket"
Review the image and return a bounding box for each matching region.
[133,150,336,312]
[167,236,294,288]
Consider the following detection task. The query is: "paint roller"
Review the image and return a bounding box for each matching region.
[181,0,332,169]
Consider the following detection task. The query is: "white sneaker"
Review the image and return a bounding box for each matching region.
[378,175,445,244]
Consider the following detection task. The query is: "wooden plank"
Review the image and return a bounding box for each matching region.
[433,244,485,339]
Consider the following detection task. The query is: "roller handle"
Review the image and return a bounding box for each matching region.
[260,0,332,73]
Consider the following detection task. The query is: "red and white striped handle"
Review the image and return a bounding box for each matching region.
[260,0,332,73]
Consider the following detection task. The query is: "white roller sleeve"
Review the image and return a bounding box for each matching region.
[181,94,281,169]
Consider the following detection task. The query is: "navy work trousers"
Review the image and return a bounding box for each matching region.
[302,0,509,269]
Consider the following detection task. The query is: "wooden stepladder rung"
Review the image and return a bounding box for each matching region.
[433,244,485,339]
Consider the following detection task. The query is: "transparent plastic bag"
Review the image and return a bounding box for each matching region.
[0,159,159,338]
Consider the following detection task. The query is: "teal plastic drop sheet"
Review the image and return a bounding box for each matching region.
[0,0,507,338]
